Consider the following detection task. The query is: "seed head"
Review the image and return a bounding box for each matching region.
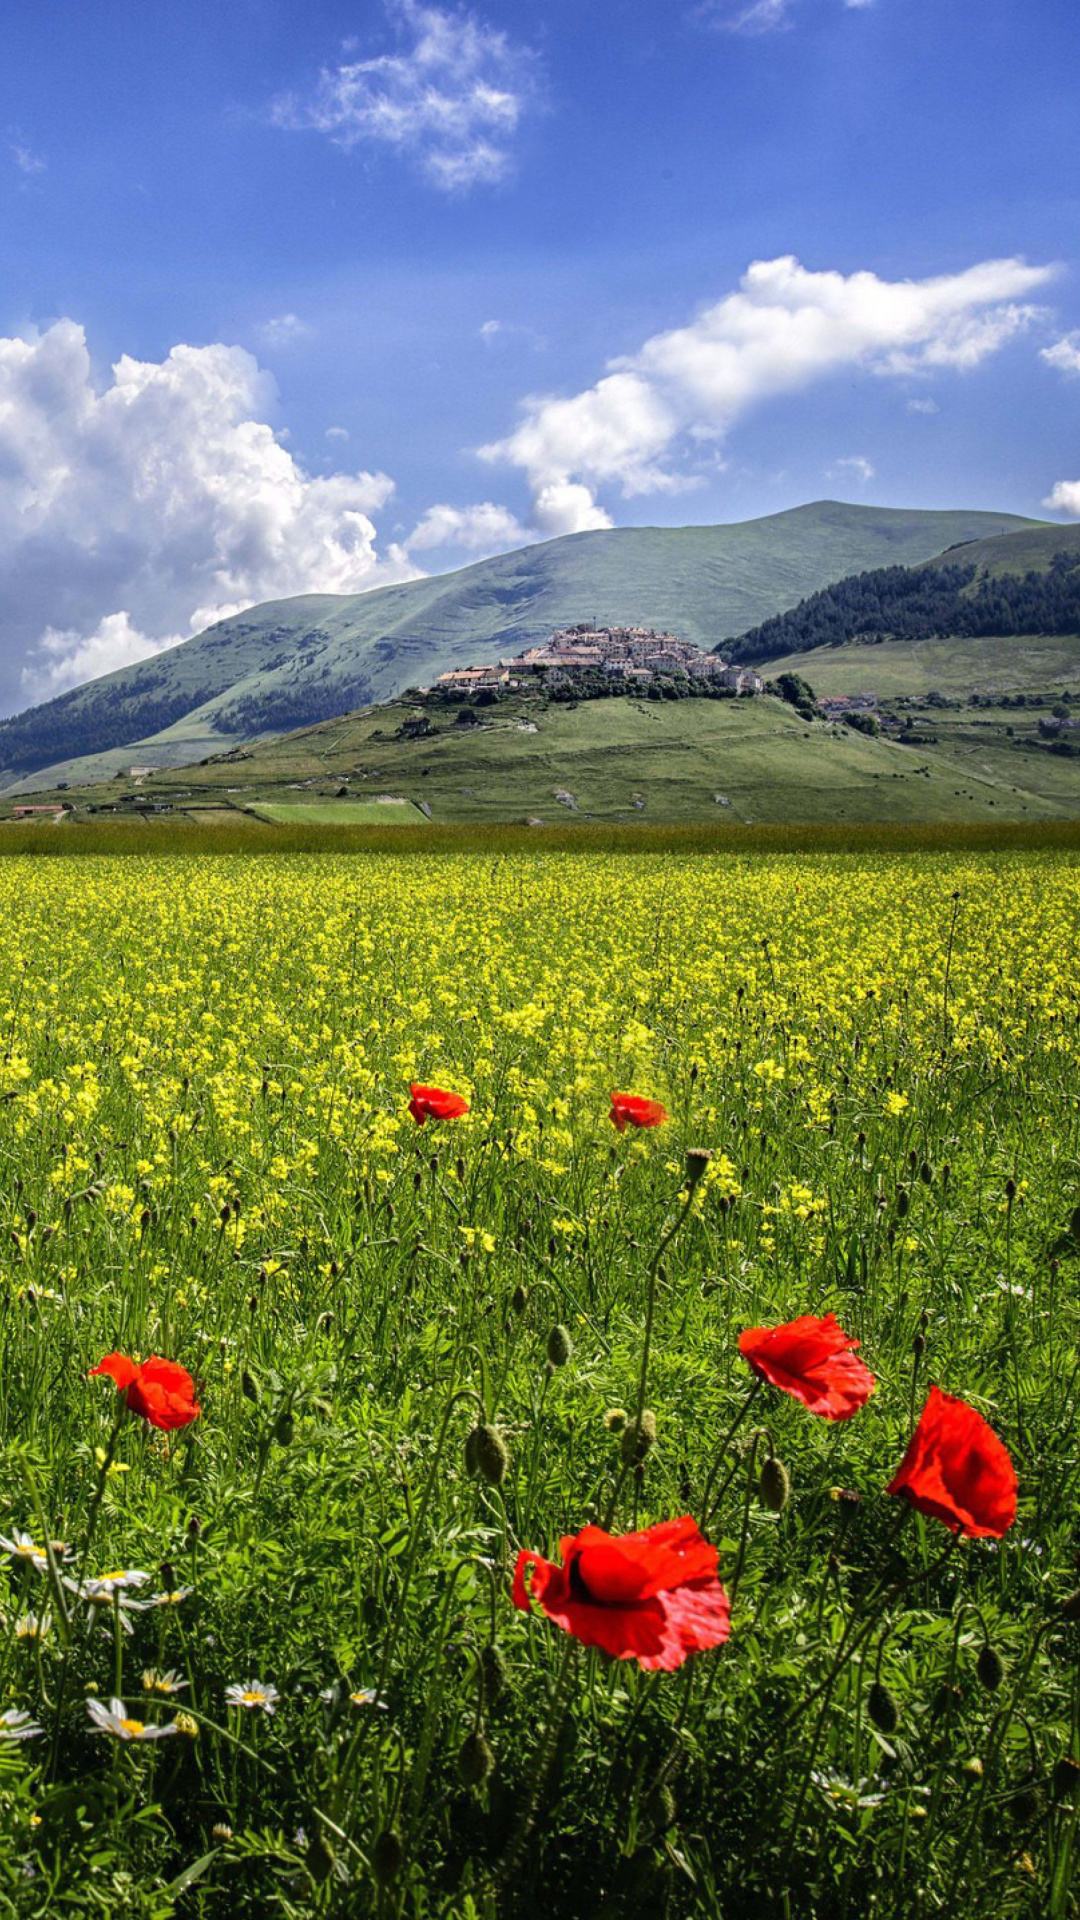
[274,1409,295,1447]
[684,1148,712,1192]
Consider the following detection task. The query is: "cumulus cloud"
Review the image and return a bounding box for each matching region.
[0,320,418,707]
[270,0,538,192]
[907,396,939,414]
[1043,481,1080,518]
[405,500,530,555]
[480,253,1055,527]
[10,141,45,176]
[832,455,875,485]
[257,313,313,349]
[1041,332,1080,377]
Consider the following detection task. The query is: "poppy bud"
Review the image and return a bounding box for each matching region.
[867,1682,900,1734]
[159,1560,176,1591]
[546,1324,572,1368]
[913,1333,925,1360]
[187,1515,201,1540]
[896,1187,910,1218]
[1005,1178,1017,1203]
[458,1729,495,1788]
[931,1682,962,1723]
[644,1783,677,1831]
[481,1643,508,1705]
[465,1423,509,1486]
[1053,1758,1080,1804]
[684,1148,712,1191]
[455,1157,465,1184]
[371,1827,404,1885]
[511,1284,527,1315]
[620,1410,657,1465]
[275,1409,295,1446]
[976,1643,1005,1692]
[759,1455,791,1513]
[1008,1776,1041,1825]
[920,1161,934,1185]
[241,1369,260,1404]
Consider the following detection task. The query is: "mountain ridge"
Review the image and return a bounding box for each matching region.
[0,501,1043,791]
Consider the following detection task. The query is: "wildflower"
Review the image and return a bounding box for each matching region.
[0,1531,65,1573]
[87,1697,179,1740]
[738,1313,876,1420]
[174,1712,199,1739]
[90,1353,201,1430]
[14,1614,51,1643]
[145,1587,194,1607]
[225,1679,279,1714]
[407,1084,469,1125]
[141,1669,188,1696]
[609,1093,668,1134]
[886,1386,1017,1539]
[0,1709,42,1741]
[69,1569,151,1604]
[512,1515,730,1671]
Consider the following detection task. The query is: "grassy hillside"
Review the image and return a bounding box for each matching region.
[728,522,1080,663]
[13,681,1079,827]
[0,501,1038,791]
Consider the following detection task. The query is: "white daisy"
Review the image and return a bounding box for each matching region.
[68,1569,151,1604]
[225,1680,278,1715]
[87,1696,179,1741]
[0,1531,66,1573]
[14,1613,51,1643]
[0,1709,42,1741]
[141,1668,188,1696]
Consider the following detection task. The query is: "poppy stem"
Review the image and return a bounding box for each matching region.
[700,1379,763,1529]
[728,1432,763,1607]
[489,1637,578,1894]
[631,1185,698,1457]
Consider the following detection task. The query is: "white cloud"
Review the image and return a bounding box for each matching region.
[1044,480,1080,519]
[270,0,538,192]
[0,320,419,707]
[480,253,1055,525]
[325,425,350,441]
[10,142,45,176]
[1041,332,1080,377]
[701,0,795,31]
[257,313,313,349]
[405,500,530,555]
[832,455,875,485]
[907,396,939,414]
[533,483,614,536]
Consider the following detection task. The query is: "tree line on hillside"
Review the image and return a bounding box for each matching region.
[0,678,218,775]
[725,550,1080,662]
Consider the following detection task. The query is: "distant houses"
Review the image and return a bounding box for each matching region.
[431,624,763,697]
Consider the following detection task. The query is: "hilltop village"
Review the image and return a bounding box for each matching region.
[429,624,764,697]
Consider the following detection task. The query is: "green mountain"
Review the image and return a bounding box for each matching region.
[727,522,1080,662]
[0,501,1038,791]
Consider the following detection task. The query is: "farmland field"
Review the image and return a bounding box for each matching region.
[1,848,1079,1916]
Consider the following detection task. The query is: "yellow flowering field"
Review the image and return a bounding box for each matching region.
[0,849,1078,1917]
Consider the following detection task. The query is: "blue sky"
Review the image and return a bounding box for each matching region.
[0,0,1078,706]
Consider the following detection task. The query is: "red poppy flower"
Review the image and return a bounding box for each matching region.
[609,1092,669,1134]
[886,1385,1017,1539]
[512,1515,730,1671]
[738,1313,875,1420]
[90,1354,201,1431]
[408,1084,470,1125]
